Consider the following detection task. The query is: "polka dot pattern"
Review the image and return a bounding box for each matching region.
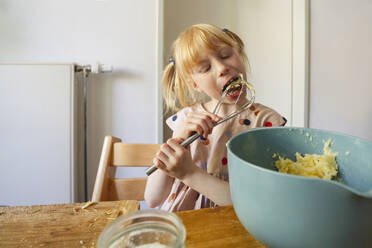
[243,119,251,125]
[264,121,273,127]
[222,157,228,165]
[239,118,251,126]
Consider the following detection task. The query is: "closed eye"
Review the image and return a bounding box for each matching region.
[197,64,210,73]
[219,46,233,59]
[220,51,232,59]
[202,64,211,72]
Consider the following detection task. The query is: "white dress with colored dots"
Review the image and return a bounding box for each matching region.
[160,103,286,212]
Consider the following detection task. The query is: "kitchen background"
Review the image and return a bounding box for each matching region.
[0,0,371,206]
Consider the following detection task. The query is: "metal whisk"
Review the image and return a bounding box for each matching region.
[145,74,255,176]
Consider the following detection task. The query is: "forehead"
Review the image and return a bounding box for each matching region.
[194,43,230,62]
[184,41,231,70]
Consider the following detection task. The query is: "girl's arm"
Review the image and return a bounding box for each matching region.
[144,168,174,208]
[183,165,232,206]
[154,138,232,206]
[145,110,221,208]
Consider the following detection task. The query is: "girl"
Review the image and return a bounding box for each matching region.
[144,24,286,211]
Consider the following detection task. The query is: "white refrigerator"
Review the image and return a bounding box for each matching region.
[0,63,85,206]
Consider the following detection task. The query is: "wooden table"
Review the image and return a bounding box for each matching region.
[178,206,265,248]
[0,201,265,247]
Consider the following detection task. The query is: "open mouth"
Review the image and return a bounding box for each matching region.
[222,77,242,97]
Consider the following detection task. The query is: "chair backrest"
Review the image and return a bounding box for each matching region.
[92,136,161,202]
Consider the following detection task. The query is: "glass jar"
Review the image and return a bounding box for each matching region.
[97,209,186,248]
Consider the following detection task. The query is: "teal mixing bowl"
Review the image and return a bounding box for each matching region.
[227,127,372,248]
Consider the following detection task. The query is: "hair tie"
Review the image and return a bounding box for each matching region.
[222,28,229,33]
[168,56,175,65]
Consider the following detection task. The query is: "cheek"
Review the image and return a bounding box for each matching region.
[188,75,201,91]
[191,81,199,90]
[205,88,222,100]
[191,80,204,93]
[232,51,247,73]
[236,61,247,80]
[237,59,246,72]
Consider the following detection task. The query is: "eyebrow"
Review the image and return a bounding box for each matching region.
[194,45,231,66]
[197,59,209,65]
[219,46,232,53]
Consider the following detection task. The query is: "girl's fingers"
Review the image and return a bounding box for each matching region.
[186,116,214,137]
[166,138,182,149]
[185,121,204,136]
[153,158,168,172]
[194,112,221,123]
[179,111,222,140]
[205,117,216,133]
[160,143,176,158]
[171,137,185,144]
[156,140,184,171]
[167,138,186,156]
[155,150,169,166]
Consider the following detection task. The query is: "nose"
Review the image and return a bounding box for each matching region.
[215,59,229,77]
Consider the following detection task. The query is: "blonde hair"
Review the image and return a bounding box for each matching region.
[162,24,249,112]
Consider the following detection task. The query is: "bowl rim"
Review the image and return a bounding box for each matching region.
[227,126,372,199]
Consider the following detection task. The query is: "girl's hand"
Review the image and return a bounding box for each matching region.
[173,111,221,140]
[153,138,196,180]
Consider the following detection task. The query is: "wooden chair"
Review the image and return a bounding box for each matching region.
[92,136,161,202]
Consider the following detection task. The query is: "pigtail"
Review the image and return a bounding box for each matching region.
[163,55,198,113]
[162,60,178,113]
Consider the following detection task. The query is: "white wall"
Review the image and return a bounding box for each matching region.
[0,0,160,200]
[236,0,292,125]
[310,0,372,141]
[164,0,237,59]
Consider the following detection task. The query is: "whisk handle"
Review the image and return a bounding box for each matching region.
[145,164,158,176]
[180,132,201,147]
[145,132,201,176]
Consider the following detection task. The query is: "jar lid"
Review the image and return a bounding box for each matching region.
[98,209,186,248]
